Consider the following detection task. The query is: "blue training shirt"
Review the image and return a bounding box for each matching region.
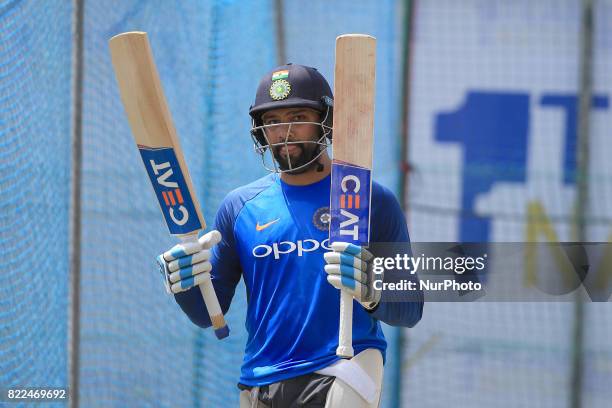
[174,173,423,386]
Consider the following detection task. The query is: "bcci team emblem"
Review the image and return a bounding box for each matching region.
[270,79,291,100]
[313,206,330,231]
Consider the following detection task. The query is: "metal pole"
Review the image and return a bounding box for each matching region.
[69,0,85,407]
[274,0,286,65]
[571,0,594,407]
[394,1,416,407]
[398,0,415,208]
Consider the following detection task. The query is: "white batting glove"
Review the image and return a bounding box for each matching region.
[324,242,382,311]
[156,230,222,295]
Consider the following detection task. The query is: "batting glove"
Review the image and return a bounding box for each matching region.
[324,242,382,311]
[156,230,221,295]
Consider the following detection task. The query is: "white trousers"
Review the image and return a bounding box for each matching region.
[239,348,383,408]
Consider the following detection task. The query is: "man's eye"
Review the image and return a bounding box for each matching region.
[291,115,304,122]
[264,119,279,125]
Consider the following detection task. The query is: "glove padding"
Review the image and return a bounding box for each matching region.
[156,230,221,295]
[324,242,382,311]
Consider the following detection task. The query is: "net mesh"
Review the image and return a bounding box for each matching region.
[2,0,611,407]
[0,1,72,405]
[402,1,612,407]
[79,1,271,407]
[78,0,401,407]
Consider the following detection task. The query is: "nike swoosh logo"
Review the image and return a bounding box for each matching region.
[256,218,280,231]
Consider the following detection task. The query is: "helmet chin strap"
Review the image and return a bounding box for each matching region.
[312,123,329,173]
[314,145,325,172]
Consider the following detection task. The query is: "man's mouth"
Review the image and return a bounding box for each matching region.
[277,144,301,156]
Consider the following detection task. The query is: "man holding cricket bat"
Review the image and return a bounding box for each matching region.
[157,63,423,407]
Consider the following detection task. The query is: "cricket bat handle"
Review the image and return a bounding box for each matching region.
[199,275,229,339]
[183,234,229,339]
[337,290,354,358]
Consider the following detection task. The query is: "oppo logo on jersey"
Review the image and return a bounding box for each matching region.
[252,238,331,259]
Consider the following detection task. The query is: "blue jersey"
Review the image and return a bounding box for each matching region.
[174,173,423,386]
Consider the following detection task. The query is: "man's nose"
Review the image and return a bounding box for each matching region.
[270,123,292,141]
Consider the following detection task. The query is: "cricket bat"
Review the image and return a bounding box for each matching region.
[329,34,376,358]
[109,32,229,339]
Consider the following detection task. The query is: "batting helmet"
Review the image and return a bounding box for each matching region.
[249,63,333,146]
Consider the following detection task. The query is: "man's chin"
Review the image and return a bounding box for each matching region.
[272,145,321,174]
[273,152,303,171]
[283,163,313,175]
[275,157,315,174]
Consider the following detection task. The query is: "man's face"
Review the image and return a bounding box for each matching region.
[260,107,322,172]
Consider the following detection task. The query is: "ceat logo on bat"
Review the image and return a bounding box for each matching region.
[329,161,371,246]
[138,146,203,235]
